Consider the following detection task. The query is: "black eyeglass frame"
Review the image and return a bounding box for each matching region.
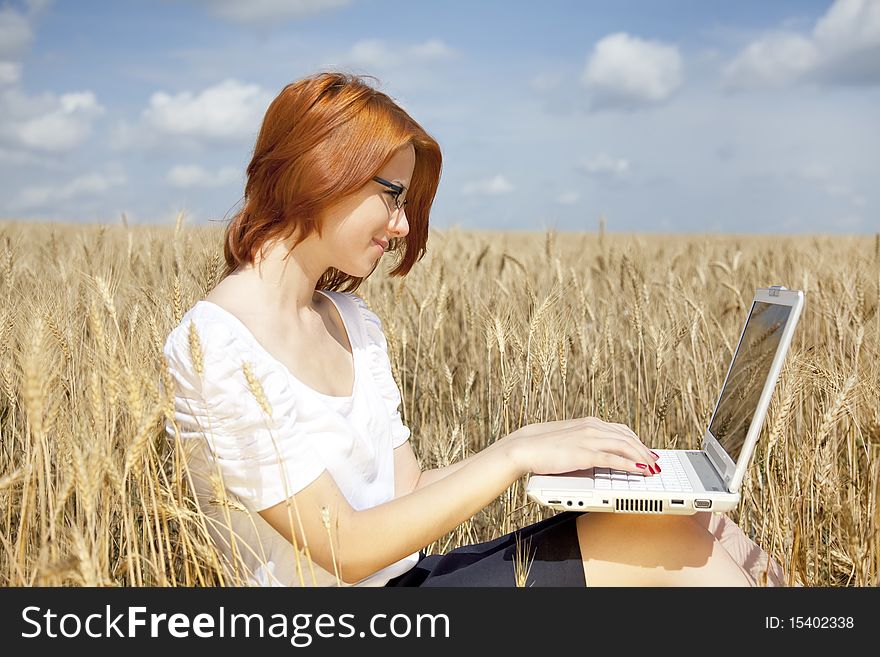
[372,176,409,211]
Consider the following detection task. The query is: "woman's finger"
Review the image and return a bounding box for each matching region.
[581,437,657,474]
[588,449,652,474]
[608,422,660,463]
[518,416,593,438]
[601,421,658,466]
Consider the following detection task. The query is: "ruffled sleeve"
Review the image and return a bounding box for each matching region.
[162,314,326,511]
[347,294,411,448]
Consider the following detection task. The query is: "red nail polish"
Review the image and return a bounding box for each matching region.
[635,463,647,469]
[655,464,662,473]
[650,450,659,459]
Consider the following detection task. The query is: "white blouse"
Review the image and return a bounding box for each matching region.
[162,289,419,586]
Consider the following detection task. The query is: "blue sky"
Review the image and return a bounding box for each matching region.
[0,0,877,233]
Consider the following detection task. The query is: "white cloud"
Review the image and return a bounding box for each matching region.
[186,0,351,26]
[529,73,564,93]
[24,0,54,16]
[107,119,148,151]
[462,175,514,196]
[0,5,33,59]
[792,212,863,230]
[0,144,64,168]
[348,38,459,69]
[0,2,100,155]
[723,33,819,88]
[724,0,880,89]
[577,153,631,177]
[410,39,459,61]
[349,39,394,68]
[9,170,127,211]
[0,61,21,86]
[814,0,880,51]
[142,78,273,141]
[581,32,683,109]
[0,89,105,152]
[166,164,241,188]
[798,163,865,208]
[831,214,864,229]
[557,191,580,205]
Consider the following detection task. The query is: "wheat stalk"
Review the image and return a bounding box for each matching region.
[72,443,98,524]
[171,273,183,324]
[187,320,204,377]
[21,314,48,439]
[512,530,535,587]
[69,525,99,587]
[241,362,272,417]
[321,506,342,587]
[94,274,119,329]
[42,311,72,365]
[0,467,26,493]
[124,402,165,479]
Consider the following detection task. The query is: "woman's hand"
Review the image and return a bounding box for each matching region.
[503,416,659,478]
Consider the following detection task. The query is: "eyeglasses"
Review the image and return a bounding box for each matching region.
[372,176,409,212]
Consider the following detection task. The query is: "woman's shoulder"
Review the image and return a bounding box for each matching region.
[163,306,308,428]
[326,290,385,342]
[165,301,246,358]
[163,300,275,397]
[339,292,396,363]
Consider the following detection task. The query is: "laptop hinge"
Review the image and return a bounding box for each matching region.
[686,452,727,492]
[703,439,730,486]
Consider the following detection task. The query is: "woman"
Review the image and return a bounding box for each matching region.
[163,71,786,587]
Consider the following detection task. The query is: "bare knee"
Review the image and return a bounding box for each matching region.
[578,513,713,568]
[576,513,752,586]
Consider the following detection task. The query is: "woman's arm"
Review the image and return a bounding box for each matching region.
[392,439,508,498]
[259,432,522,584]
[258,417,657,584]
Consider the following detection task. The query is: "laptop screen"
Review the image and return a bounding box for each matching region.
[708,301,792,462]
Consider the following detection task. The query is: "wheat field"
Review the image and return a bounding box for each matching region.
[0,216,877,587]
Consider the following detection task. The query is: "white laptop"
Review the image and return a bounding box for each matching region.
[526,286,805,515]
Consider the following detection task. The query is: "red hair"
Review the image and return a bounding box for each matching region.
[221,70,442,292]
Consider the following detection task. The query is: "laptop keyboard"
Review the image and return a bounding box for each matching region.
[593,450,693,492]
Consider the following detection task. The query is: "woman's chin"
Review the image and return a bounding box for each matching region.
[337,259,379,278]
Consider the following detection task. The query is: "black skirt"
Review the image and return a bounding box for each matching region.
[383,511,586,587]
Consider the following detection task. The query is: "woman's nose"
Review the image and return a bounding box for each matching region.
[390,207,409,237]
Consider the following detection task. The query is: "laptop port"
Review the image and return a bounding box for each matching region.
[548,500,561,505]
[566,500,573,506]
[694,499,712,509]
[670,499,684,505]
[577,501,584,506]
